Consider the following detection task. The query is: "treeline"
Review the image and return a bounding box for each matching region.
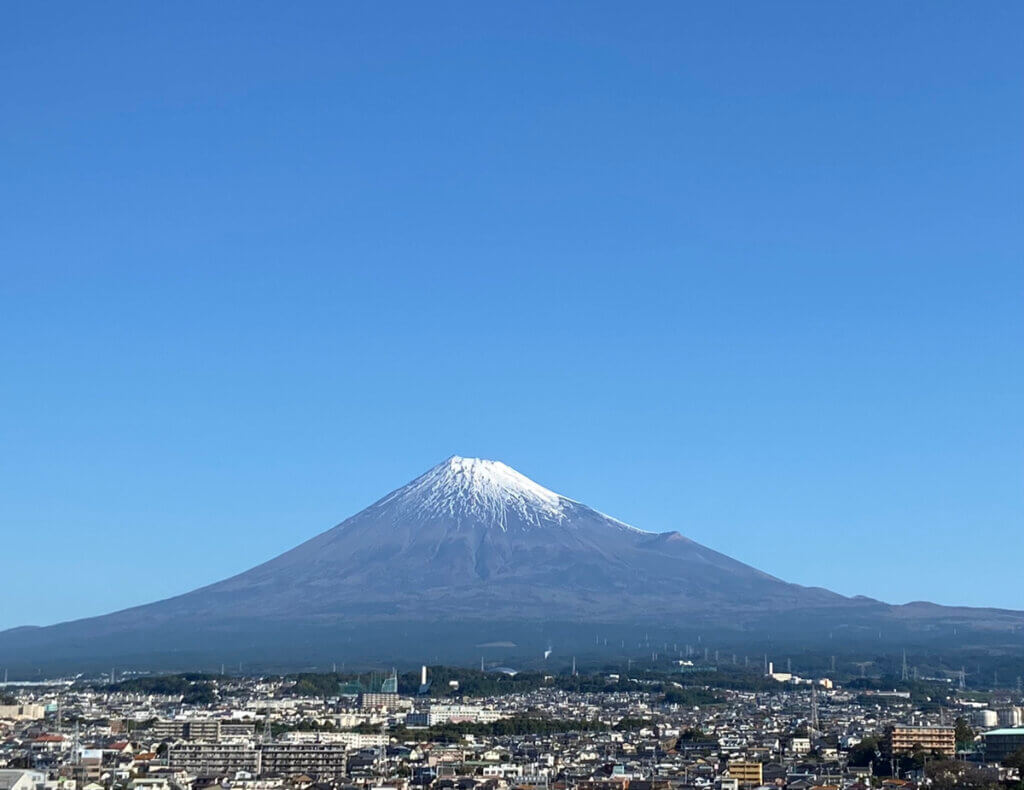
[289,667,726,701]
[101,674,218,704]
[662,687,721,706]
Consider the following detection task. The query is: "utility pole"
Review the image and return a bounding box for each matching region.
[810,683,819,736]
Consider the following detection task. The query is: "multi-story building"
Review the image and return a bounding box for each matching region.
[152,719,222,741]
[0,705,47,721]
[358,692,398,711]
[883,725,955,758]
[788,737,811,755]
[983,728,1024,764]
[259,742,348,779]
[221,722,257,738]
[279,730,384,749]
[167,743,260,776]
[726,761,762,787]
[406,704,504,726]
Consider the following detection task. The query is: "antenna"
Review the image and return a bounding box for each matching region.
[901,650,908,682]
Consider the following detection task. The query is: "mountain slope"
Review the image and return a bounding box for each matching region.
[1,456,1021,671]
[144,456,842,620]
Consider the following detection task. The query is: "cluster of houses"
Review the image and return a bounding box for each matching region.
[0,673,1021,790]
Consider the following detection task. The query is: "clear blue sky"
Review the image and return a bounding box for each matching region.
[1,2,1021,630]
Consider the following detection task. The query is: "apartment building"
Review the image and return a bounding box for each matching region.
[726,761,762,787]
[259,742,348,779]
[883,725,955,758]
[152,719,221,741]
[167,743,260,776]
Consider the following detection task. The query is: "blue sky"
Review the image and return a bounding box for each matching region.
[1,2,1021,630]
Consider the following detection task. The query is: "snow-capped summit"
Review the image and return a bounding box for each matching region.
[375,456,568,530]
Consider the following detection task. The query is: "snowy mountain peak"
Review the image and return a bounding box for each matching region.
[375,456,569,530]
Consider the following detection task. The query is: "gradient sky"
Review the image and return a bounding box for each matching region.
[1,2,1021,630]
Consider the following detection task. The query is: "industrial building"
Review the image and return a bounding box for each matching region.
[983,728,1024,764]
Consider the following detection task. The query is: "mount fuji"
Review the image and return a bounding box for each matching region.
[1,456,1021,671]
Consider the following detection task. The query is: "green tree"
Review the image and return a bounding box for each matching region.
[846,736,879,768]
[1003,747,1024,771]
[925,760,1000,790]
[954,716,975,748]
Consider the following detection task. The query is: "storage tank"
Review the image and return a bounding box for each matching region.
[975,709,999,728]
